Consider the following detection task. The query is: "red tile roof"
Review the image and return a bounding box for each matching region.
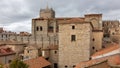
[58,18,87,24]
[24,57,51,68]
[85,14,102,17]
[75,54,120,68]
[0,47,15,57]
[92,44,119,57]
[19,32,31,36]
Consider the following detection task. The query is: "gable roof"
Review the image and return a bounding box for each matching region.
[24,57,51,68]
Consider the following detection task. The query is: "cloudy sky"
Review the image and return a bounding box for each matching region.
[0,0,120,33]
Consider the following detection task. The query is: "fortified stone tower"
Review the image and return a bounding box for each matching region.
[40,6,55,18]
[32,6,57,49]
[58,19,92,68]
[85,14,103,54]
[85,14,102,30]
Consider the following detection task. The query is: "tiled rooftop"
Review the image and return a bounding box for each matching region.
[24,57,51,68]
[58,18,87,24]
[0,47,15,57]
[75,54,120,68]
[92,43,119,57]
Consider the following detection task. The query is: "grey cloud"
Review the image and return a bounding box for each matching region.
[0,0,120,32]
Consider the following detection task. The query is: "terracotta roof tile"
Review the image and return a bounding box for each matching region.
[75,54,120,68]
[92,44,119,57]
[85,14,102,17]
[0,47,16,57]
[58,18,88,24]
[19,32,31,36]
[24,57,51,68]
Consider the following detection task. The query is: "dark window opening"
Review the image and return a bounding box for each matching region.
[8,60,12,63]
[71,35,76,41]
[2,35,3,38]
[54,63,58,68]
[36,27,39,31]
[92,47,95,50]
[6,35,7,38]
[65,65,68,68]
[46,57,49,60]
[49,26,53,30]
[73,65,76,68]
[55,51,57,54]
[96,50,98,52]
[102,46,105,48]
[48,26,53,32]
[40,26,43,31]
[92,38,95,41]
[89,57,91,60]
[112,32,115,35]
[27,50,29,53]
[72,25,75,29]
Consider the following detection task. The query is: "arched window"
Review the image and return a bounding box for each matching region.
[36,26,39,31]
[40,26,43,31]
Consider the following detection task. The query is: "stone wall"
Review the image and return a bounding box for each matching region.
[0,54,15,64]
[58,23,92,68]
[91,31,103,54]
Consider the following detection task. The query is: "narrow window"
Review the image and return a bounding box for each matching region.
[36,27,39,31]
[92,46,95,50]
[102,46,105,48]
[6,35,7,38]
[54,63,58,68]
[65,65,68,68]
[40,26,43,31]
[72,25,75,29]
[46,58,49,60]
[71,35,76,41]
[8,60,12,63]
[27,50,29,53]
[2,35,3,38]
[73,65,76,68]
[89,57,91,60]
[112,32,115,35]
[55,51,57,54]
[92,38,95,41]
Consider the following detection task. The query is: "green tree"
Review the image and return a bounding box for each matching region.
[9,59,29,68]
[0,64,3,68]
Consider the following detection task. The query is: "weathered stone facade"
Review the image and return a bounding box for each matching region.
[91,30,103,54]
[58,21,92,68]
